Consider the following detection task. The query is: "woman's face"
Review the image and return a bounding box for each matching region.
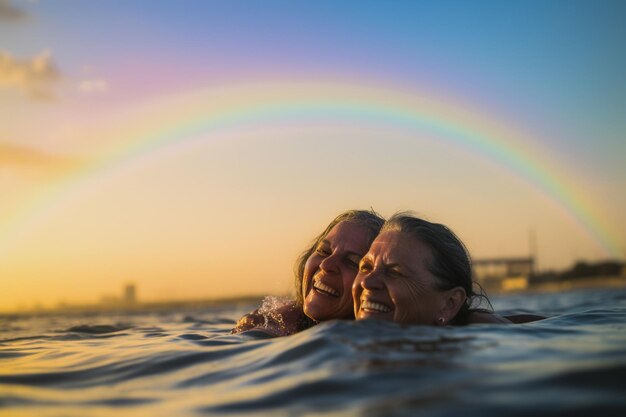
[352,230,448,325]
[302,221,372,321]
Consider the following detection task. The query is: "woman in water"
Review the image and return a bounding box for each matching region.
[353,213,511,325]
[232,209,385,336]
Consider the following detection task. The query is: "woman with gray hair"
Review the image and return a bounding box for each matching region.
[353,213,511,325]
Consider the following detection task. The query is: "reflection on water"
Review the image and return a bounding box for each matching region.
[1,287,626,416]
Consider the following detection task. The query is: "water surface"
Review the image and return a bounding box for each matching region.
[1,287,625,416]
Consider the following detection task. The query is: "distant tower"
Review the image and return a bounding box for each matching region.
[529,228,537,274]
[124,283,137,304]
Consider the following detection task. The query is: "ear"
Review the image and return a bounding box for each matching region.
[439,287,467,324]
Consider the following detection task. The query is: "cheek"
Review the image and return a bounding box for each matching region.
[392,282,424,316]
[302,257,318,295]
[394,282,442,323]
[351,277,363,306]
[342,269,359,292]
[352,274,363,294]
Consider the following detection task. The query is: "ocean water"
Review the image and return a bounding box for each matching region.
[1,287,626,416]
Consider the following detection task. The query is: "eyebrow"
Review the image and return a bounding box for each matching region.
[319,239,366,259]
[377,259,418,275]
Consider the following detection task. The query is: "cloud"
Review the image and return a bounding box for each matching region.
[78,78,109,94]
[0,142,83,175]
[0,0,29,22]
[0,50,61,100]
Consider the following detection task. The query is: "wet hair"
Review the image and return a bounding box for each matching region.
[294,209,385,307]
[382,212,492,325]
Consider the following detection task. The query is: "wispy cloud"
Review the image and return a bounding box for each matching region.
[78,78,109,94]
[0,50,61,100]
[0,0,28,22]
[0,143,83,175]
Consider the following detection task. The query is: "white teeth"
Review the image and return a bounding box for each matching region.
[361,300,391,313]
[313,281,339,297]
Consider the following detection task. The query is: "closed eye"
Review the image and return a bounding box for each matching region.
[345,255,362,269]
[387,267,406,278]
[315,245,331,257]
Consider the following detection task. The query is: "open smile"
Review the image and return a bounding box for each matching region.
[313,280,339,297]
[360,298,392,313]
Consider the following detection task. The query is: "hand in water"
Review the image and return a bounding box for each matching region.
[231,297,305,336]
[232,309,266,332]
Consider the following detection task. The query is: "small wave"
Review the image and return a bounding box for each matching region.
[0,394,157,408]
[82,397,158,407]
[538,308,626,326]
[543,362,626,390]
[182,315,234,325]
[178,333,208,340]
[65,324,131,334]
[143,332,168,338]
[198,378,360,414]
[0,350,30,359]
[0,335,51,343]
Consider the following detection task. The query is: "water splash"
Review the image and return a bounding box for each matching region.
[232,296,303,336]
[257,296,294,327]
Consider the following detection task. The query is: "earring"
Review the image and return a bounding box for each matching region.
[437,317,445,326]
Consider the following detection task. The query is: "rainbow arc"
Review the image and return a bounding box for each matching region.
[0,82,619,258]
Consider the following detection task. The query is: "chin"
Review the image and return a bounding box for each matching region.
[304,299,351,322]
[303,300,328,322]
[304,309,328,322]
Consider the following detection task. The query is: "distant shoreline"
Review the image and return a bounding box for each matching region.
[3,276,625,317]
[0,295,266,318]
[487,275,626,295]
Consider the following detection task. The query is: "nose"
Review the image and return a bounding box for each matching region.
[319,252,340,273]
[360,269,385,290]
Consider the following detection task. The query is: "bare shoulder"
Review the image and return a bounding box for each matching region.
[504,314,547,324]
[466,311,512,324]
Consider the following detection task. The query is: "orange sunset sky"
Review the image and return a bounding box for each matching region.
[1,1,625,312]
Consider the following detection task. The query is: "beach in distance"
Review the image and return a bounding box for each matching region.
[1,285,626,417]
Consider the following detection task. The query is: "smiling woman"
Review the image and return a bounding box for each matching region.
[300,217,379,321]
[353,213,511,326]
[232,209,384,336]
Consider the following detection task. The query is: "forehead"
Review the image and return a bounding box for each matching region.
[324,221,372,253]
[368,230,433,266]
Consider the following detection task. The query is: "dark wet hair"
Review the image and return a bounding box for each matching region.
[382,212,491,325]
[294,209,385,307]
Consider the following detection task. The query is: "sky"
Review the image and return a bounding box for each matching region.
[1,0,625,312]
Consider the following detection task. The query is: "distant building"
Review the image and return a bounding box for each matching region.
[124,284,137,304]
[473,257,534,292]
[559,261,624,280]
[98,283,138,308]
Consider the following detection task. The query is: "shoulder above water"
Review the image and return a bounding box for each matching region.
[466,311,513,324]
[467,312,547,324]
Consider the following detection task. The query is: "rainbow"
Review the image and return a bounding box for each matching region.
[0,82,620,258]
